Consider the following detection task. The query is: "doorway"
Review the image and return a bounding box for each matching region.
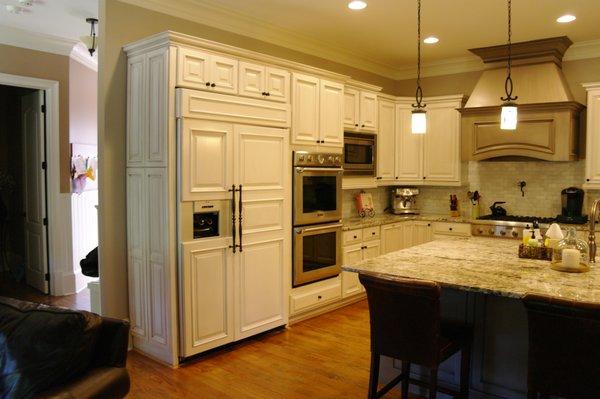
[0,84,50,294]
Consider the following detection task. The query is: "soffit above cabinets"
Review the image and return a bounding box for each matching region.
[121,0,600,79]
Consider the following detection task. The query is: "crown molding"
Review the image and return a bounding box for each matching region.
[393,56,486,80]
[118,0,399,79]
[0,25,78,56]
[70,43,98,71]
[564,38,600,62]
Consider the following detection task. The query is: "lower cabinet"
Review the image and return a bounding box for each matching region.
[341,227,381,298]
[433,222,471,239]
[381,221,435,254]
[181,237,287,357]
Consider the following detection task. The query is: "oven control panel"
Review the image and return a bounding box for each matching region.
[294,151,342,167]
[471,223,548,239]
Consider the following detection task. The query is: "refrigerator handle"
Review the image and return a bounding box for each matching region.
[228,185,237,253]
[238,185,243,252]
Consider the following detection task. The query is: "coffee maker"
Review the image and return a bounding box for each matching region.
[555,187,588,224]
[391,188,420,215]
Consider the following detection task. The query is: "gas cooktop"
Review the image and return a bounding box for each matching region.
[477,215,556,224]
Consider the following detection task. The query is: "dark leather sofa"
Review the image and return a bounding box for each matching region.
[0,296,130,398]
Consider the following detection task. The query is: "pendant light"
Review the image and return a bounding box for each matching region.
[500,0,518,130]
[80,18,99,57]
[411,0,426,134]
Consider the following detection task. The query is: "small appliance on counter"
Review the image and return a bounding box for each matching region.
[555,187,588,224]
[391,188,419,215]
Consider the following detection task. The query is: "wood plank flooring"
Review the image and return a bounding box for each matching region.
[127,300,416,399]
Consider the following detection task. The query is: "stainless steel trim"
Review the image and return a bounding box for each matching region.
[295,167,344,173]
[293,166,343,226]
[293,222,342,287]
[294,222,343,234]
[344,132,376,176]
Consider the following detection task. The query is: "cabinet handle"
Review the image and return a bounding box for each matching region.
[376,177,382,180]
[361,124,365,127]
[262,92,267,96]
[238,185,243,252]
[353,235,357,239]
[205,82,211,87]
[427,223,431,227]
[211,83,216,87]
[423,176,426,179]
[318,295,322,300]
[449,227,453,231]
[228,185,237,253]
[587,178,591,182]
[266,92,270,96]
[372,232,376,235]
[355,123,359,127]
[395,176,399,179]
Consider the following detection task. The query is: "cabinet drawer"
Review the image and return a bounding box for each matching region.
[363,226,380,241]
[343,229,363,245]
[290,280,341,314]
[433,222,471,237]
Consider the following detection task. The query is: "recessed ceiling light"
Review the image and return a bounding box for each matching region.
[424,36,439,44]
[556,14,576,23]
[348,1,367,11]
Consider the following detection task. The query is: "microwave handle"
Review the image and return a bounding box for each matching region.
[295,222,343,235]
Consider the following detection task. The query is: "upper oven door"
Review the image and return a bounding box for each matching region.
[293,167,343,226]
[343,134,376,175]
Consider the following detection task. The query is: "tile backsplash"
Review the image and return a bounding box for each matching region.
[343,160,600,218]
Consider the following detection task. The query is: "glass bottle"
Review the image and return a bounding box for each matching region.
[552,227,589,268]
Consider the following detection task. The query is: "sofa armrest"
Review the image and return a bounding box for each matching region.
[38,367,130,399]
[93,317,130,367]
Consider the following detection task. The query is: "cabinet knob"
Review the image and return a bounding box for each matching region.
[449,227,453,231]
[205,82,211,87]
[423,176,426,179]
[355,124,359,127]
[353,235,357,239]
[587,178,591,182]
[266,92,270,96]
[361,124,365,127]
[211,83,216,87]
[395,176,399,179]
[372,232,376,235]
[262,92,267,96]
[427,223,431,227]
[317,295,322,300]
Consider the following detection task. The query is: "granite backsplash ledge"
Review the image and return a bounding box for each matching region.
[343,160,600,218]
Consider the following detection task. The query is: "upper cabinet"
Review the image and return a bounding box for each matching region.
[584,82,600,189]
[177,47,238,94]
[376,95,464,186]
[344,86,379,133]
[292,73,344,148]
[239,61,290,103]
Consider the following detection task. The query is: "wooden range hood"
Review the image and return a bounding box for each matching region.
[460,37,585,161]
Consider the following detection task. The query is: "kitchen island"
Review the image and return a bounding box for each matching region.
[343,236,600,398]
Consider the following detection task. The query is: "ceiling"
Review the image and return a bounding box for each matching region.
[0,0,98,52]
[125,0,600,79]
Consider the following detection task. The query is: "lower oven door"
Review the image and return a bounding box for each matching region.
[293,167,343,226]
[293,222,342,287]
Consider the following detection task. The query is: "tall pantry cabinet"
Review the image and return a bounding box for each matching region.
[124,32,297,366]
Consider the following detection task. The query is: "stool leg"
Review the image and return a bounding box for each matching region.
[460,343,472,398]
[401,361,410,399]
[429,367,438,399]
[368,353,380,399]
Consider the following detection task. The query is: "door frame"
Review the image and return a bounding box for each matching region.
[0,72,72,295]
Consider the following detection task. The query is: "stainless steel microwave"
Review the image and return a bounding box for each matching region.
[343,132,376,176]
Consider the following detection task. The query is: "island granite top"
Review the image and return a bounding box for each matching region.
[343,236,600,304]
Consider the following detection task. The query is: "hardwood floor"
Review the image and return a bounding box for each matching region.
[0,273,91,311]
[127,300,417,399]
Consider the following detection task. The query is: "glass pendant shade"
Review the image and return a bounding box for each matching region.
[80,36,97,53]
[500,103,517,130]
[411,110,427,134]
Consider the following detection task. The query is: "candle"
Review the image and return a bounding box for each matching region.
[562,248,581,269]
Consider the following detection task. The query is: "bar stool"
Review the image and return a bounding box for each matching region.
[359,273,473,399]
[523,293,600,399]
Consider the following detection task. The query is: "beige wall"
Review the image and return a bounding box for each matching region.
[394,57,600,104]
[0,44,71,193]
[69,59,97,146]
[98,0,397,318]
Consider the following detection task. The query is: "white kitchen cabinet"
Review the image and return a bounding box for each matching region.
[381,222,413,254]
[292,73,344,148]
[360,91,378,131]
[177,47,238,94]
[423,102,462,184]
[180,239,234,356]
[433,222,471,238]
[377,99,396,181]
[396,104,424,182]
[341,227,380,298]
[126,168,173,362]
[344,88,360,129]
[584,83,600,189]
[412,221,434,246]
[179,119,234,201]
[239,61,290,102]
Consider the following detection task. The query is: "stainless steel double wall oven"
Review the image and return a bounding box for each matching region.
[292,152,343,287]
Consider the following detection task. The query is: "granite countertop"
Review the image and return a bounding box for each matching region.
[343,236,600,304]
[342,213,592,232]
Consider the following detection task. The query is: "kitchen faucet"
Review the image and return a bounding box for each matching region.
[588,199,600,263]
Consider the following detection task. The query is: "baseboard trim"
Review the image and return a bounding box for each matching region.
[289,293,366,325]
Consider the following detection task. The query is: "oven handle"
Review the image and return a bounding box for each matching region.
[295,167,344,173]
[294,222,343,235]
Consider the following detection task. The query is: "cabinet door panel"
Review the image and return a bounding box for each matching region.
[177,47,210,89]
[412,222,433,246]
[344,88,360,129]
[239,61,265,99]
[180,120,233,200]
[265,67,290,103]
[377,100,396,180]
[424,106,460,183]
[181,240,234,356]
[319,80,344,147]
[235,239,285,339]
[210,54,238,94]
[360,91,378,131]
[381,224,404,254]
[342,244,363,298]
[292,73,320,145]
[147,49,168,165]
[363,241,380,260]
[127,55,145,165]
[396,105,423,181]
